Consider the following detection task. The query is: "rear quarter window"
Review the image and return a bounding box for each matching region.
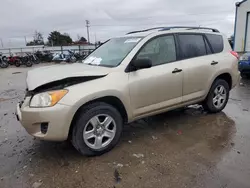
[205,34,224,53]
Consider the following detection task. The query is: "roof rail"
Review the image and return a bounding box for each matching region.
[126,27,166,35]
[160,26,219,32]
[126,26,219,35]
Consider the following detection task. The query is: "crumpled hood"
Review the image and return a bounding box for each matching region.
[27,63,111,90]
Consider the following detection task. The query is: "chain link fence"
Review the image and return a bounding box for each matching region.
[0,44,96,56]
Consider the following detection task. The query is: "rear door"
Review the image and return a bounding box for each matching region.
[177,33,216,102]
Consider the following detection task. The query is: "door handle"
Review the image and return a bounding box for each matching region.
[211,61,218,65]
[172,68,182,73]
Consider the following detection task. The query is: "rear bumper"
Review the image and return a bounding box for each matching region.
[16,100,73,141]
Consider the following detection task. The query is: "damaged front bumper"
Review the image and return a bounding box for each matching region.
[16,97,73,141]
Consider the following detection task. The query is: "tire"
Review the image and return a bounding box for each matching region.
[72,102,123,156]
[203,79,230,113]
[240,72,250,79]
[15,60,21,67]
[33,60,40,64]
[0,62,9,68]
[241,72,247,78]
[26,61,32,67]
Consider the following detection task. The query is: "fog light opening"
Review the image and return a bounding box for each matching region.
[41,123,48,134]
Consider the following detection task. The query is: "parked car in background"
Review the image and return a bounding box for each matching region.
[16,26,240,156]
[239,53,250,78]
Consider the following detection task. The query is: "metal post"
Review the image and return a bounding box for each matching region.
[61,46,63,53]
[86,20,90,44]
[24,36,27,46]
[0,38,3,48]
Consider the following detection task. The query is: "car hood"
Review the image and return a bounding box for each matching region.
[27,63,111,90]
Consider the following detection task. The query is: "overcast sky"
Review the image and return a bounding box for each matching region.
[0,0,239,47]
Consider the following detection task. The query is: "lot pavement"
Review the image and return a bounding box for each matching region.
[0,64,250,188]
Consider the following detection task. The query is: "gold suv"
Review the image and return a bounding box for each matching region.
[16,27,240,156]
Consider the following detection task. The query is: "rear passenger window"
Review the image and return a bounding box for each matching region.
[178,34,207,59]
[205,34,224,53]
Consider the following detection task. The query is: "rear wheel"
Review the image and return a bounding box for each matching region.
[71,102,123,156]
[203,79,230,113]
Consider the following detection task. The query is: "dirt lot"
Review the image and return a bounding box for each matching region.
[0,64,250,188]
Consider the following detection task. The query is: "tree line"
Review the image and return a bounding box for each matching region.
[26,31,87,46]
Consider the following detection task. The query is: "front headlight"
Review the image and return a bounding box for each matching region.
[30,90,68,108]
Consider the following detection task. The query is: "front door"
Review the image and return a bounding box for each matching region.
[128,35,183,117]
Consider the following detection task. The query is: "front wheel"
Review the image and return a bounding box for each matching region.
[0,61,9,68]
[71,102,123,156]
[203,79,230,113]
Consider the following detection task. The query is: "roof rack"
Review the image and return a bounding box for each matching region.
[126,27,166,35]
[126,26,219,35]
[160,26,219,32]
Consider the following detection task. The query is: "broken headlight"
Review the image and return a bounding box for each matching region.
[29,90,68,107]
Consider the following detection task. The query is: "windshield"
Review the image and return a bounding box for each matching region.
[83,37,142,67]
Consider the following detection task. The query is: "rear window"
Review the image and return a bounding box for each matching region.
[178,34,207,59]
[205,34,224,53]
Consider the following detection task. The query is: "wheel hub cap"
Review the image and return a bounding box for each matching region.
[83,114,116,150]
[96,127,104,135]
[213,85,227,109]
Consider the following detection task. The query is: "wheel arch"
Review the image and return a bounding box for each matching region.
[68,96,129,140]
[205,72,232,100]
[214,73,232,90]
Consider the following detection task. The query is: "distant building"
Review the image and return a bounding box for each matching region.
[234,0,250,52]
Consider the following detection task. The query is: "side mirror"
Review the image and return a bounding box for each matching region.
[132,58,152,70]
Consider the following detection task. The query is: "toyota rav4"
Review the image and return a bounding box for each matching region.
[16,26,240,156]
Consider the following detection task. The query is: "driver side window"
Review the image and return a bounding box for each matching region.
[136,35,176,66]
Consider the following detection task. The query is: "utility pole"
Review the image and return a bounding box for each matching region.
[0,38,3,48]
[86,20,90,44]
[24,36,27,45]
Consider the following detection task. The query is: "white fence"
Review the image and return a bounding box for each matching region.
[0,45,96,56]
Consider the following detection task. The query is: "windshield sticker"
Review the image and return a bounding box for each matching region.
[91,58,102,65]
[124,38,141,43]
[84,56,96,64]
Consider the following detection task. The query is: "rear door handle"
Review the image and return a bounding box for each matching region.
[172,68,182,73]
[211,61,218,65]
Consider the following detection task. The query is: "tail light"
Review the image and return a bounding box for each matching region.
[230,51,239,59]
